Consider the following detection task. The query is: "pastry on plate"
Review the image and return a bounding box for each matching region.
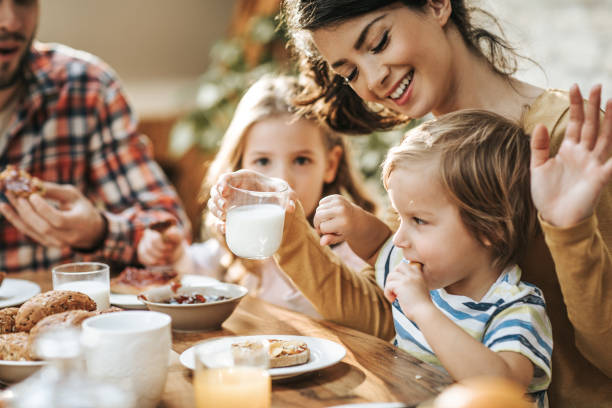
[110,267,179,295]
[0,307,19,334]
[0,332,30,361]
[14,290,96,332]
[232,339,310,368]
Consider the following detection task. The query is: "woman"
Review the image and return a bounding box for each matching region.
[211,1,612,405]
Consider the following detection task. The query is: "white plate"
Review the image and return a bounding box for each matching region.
[0,360,47,383]
[0,279,41,308]
[110,275,219,309]
[180,334,346,380]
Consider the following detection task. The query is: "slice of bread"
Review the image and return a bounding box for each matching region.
[231,339,310,368]
[268,339,310,368]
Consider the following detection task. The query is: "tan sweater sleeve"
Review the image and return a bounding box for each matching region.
[273,203,395,340]
[540,214,612,377]
[527,91,612,377]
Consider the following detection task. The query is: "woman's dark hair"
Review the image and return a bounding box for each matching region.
[281,0,523,134]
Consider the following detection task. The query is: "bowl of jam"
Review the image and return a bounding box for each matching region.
[138,283,248,331]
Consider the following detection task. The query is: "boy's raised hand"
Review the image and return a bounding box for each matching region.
[531,84,612,227]
[137,225,186,266]
[384,260,431,321]
[314,194,391,262]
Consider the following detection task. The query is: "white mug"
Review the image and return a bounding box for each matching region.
[81,311,172,408]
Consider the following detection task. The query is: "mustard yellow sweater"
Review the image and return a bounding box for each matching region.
[274,90,612,407]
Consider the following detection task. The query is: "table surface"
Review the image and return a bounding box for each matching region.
[11,271,452,408]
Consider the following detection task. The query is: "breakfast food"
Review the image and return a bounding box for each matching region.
[0,307,19,334]
[0,332,30,361]
[148,219,175,233]
[0,165,44,198]
[232,339,310,368]
[14,290,97,332]
[27,310,97,359]
[0,290,123,361]
[110,267,179,295]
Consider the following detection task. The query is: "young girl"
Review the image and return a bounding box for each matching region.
[137,75,375,317]
[381,110,552,406]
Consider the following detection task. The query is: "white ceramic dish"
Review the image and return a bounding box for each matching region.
[140,283,247,331]
[0,360,46,383]
[180,335,346,380]
[110,274,219,309]
[0,278,41,308]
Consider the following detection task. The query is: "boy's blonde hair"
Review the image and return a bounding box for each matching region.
[381,110,537,271]
[201,75,375,219]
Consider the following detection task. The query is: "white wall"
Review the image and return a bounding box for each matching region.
[483,0,612,101]
[37,0,237,116]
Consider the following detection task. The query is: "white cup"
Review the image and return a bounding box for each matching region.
[81,311,172,408]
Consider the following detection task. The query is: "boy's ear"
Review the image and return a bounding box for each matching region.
[427,0,452,27]
[324,145,343,183]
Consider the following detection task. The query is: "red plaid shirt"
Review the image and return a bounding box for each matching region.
[0,42,190,273]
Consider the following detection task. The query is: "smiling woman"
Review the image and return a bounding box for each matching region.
[281,0,532,133]
[269,1,612,406]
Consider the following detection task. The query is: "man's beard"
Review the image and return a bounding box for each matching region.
[0,35,33,90]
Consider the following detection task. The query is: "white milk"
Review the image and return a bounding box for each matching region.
[225,204,285,259]
[56,281,110,310]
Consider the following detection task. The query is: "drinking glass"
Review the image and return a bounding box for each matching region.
[193,338,271,408]
[224,174,290,259]
[52,262,110,310]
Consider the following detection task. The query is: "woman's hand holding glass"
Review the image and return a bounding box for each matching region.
[531,84,612,227]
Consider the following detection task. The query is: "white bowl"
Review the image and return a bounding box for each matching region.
[139,283,248,331]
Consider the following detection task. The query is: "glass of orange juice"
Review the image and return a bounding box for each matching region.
[193,338,271,408]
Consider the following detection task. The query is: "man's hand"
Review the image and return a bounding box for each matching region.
[531,84,612,227]
[0,182,107,249]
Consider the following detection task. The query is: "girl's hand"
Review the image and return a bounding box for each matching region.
[531,84,612,227]
[137,225,186,266]
[384,260,432,321]
[207,169,297,235]
[314,194,391,260]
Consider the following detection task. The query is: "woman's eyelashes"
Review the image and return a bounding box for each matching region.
[343,30,390,83]
[371,30,389,54]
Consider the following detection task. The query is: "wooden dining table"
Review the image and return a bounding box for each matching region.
[12,270,452,408]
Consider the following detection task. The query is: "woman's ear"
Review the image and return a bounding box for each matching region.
[324,145,343,183]
[427,0,452,27]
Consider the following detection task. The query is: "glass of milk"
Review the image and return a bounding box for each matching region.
[225,175,290,259]
[52,262,110,310]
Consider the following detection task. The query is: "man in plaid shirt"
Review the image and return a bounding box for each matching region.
[0,1,190,273]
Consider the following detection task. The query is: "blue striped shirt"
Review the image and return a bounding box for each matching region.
[376,241,553,407]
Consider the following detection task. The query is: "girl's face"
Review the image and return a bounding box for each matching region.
[387,163,496,296]
[242,114,342,217]
[311,3,455,119]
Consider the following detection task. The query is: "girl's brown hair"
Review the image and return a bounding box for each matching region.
[382,110,537,271]
[281,0,524,134]
[201,74,376,230]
